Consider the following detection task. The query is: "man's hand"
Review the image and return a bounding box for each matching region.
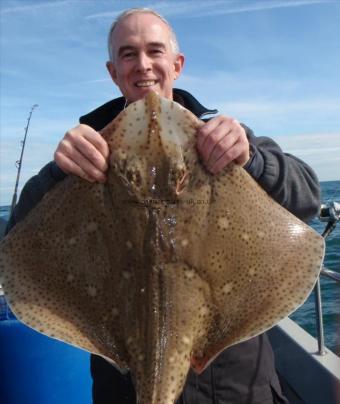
[54,124,109,183]
[196,115,250,175]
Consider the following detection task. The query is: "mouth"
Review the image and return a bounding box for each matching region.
[135,80,157,88]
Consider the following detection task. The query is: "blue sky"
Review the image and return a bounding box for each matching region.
[1,0,339,205]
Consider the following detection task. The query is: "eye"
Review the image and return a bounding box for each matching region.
[150,48,163,55]
[122,51,135,59]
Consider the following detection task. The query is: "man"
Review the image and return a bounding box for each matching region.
[7,8,320,404]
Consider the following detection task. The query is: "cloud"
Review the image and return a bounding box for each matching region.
[214,99,340,125]
[79,78,112,85]
[188,0,337,17]
[176,71,340,136]
[84,0,337,20]
[216,99,340,114]
[273,132,340,150]
[177,72,300,101]
[0,0,73,15]
[85,9,123,20]
[271,132,340,181]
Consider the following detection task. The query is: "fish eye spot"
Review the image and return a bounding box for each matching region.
[181,238,189,247]
[218,217,229,230]
[241,233,250,241]
[182,335,190,345]
[222,282,233,294]
[184,269,195,279]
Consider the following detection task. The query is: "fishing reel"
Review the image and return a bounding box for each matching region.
[319,201,340,223]
[318,201,340,283]
[319,201,339,244]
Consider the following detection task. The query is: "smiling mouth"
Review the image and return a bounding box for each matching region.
[135,80,157,87]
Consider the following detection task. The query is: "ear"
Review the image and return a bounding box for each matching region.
[106,61,118,85]
[173,53,185,80]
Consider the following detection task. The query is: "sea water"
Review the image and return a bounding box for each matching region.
[290,180,340,355]
[1,181,339,354]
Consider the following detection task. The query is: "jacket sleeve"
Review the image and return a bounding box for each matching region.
[242,125,320,222]
[5,161,67,234]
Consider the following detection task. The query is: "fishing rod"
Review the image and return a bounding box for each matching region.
[10,104,39,216]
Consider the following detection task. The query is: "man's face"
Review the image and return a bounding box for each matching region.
[106,13,184,103]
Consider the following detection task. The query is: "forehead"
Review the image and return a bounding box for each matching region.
[112,13,171,50]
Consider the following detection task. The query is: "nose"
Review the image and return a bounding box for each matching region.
[136,52,152,73]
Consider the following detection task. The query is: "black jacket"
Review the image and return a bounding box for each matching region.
[6,88,320,404]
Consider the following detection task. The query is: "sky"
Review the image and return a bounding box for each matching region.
[1,0,340,206]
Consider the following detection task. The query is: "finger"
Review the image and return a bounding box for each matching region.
[200,126,233,164]
[65,131,108,173]
[208,125,249,171]
[196,116,224,151]
[75,140,108,173]
[235,145,251,166]
[56,142,107,182]
[206,131,237,168]
[66,125,109,170]
[208,151,234,175]
[54,152,96,182]
[209,142,245,175]
[82,127,110,160]
[197,117,234,162]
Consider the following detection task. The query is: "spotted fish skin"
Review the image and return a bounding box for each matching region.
[0,92,324,404]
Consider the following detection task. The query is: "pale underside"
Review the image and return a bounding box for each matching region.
[0,92,324,404]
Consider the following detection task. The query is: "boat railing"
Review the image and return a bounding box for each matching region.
[314,201,340,356]
[321,267,340,282]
